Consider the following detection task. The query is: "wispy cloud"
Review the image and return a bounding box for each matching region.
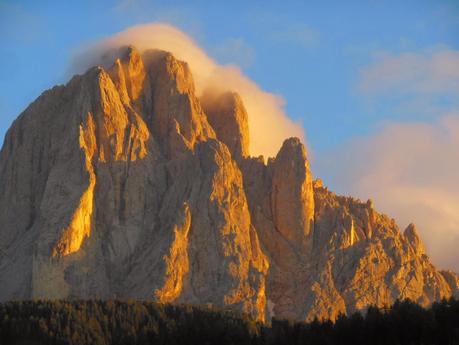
[316,46,459,272]
[358,48,459,96]
[112,0,140,13]
[316,113,459,271]
[111,0,204,41]
[71,23,304,159]
[211,38,256,68]
[270,23,320,49]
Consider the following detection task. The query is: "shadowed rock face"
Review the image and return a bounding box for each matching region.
[0,46,457,322]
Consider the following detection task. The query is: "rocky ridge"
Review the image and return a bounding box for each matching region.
[0,46,457,322]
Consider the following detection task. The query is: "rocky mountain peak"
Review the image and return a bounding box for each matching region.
[404,223,425,255]
[201,90,250,160]
[107,45,146,105]
[142,49,215,157]
[271,137,314,244]
[0,46,457,322]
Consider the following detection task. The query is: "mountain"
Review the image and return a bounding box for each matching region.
[0,46,457,322]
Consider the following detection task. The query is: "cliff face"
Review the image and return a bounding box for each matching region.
[0,46,456,322]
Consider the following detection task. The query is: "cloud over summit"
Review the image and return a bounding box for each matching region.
[72,23,304,159]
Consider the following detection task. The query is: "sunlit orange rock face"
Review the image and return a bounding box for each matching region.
[0,46,457,322]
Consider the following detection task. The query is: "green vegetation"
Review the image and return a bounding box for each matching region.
[0,298,458,345]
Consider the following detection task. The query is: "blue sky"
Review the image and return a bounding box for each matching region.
[1,0,459,268]
[1,0,457,151]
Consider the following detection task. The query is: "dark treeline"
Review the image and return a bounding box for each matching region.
[0,298,458,345]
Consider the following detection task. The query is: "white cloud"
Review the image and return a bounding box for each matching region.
[357,48,459,96]
[71,23,304,159]
[211,38,256,68]
[112,0,139,12]
[270,23,320,49]
[317,47,459,272]
[316,113,459,271]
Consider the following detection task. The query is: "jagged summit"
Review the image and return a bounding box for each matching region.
[404,223,425,255]
[201,90,250,160]
[0,46,457,322]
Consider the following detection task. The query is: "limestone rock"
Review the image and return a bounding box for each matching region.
[107,46,147,106]
[240,138,316,320]
[0,46,457,323]
[309,184,454,320]
[0,48,265,321]
[440,270,459,298]
[271,137,314,246]
[404,223,425,255]
[201,90,249,160]
[144,50,215,157]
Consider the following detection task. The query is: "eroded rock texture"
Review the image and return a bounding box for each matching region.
[0,46,456,322]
